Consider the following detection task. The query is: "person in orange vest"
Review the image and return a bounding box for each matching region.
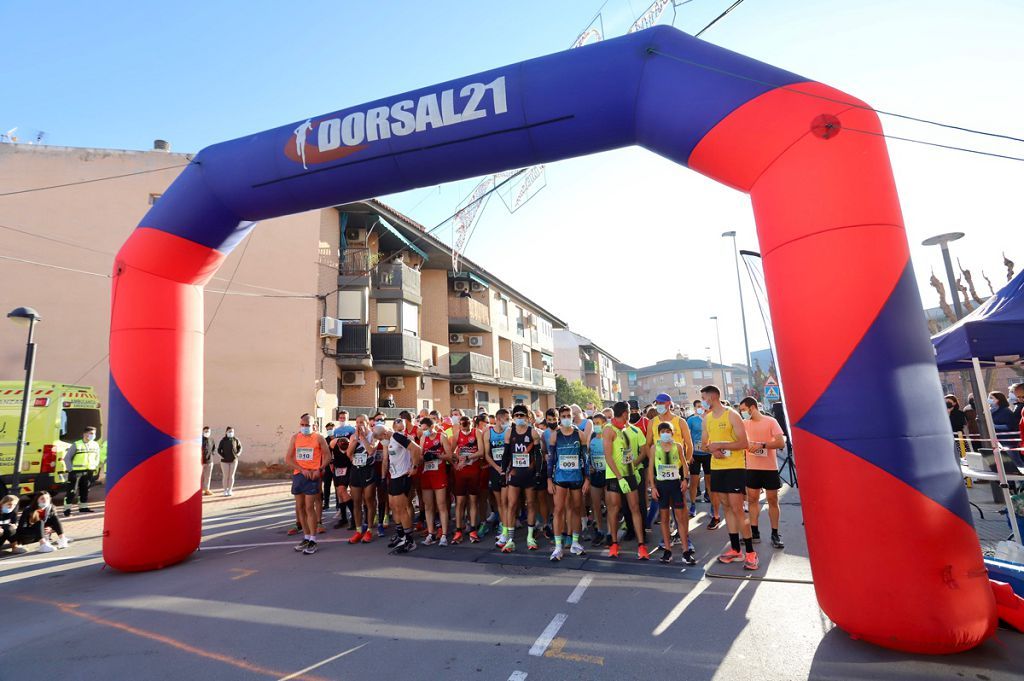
[284,413,330,555]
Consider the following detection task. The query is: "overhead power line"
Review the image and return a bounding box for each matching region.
[0,162,193,197]
[695,0,747,38]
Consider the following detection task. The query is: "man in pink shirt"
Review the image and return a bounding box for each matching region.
[738,397,786,549]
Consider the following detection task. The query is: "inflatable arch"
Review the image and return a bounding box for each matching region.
[107,26,995,653]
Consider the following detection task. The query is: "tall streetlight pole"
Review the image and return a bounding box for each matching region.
[7,307,41,499]
[722,231,752,381]
[710,315,724,366]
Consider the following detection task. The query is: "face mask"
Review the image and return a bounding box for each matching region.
[203,430,211,437]
[226,430,235,437]
[741,411,751,421]
[593,425,604,434]
[514,418,526,428]
[83,434,94,443]
[945,403,953,410]
[300,426,313,436]
[655,405,667,415]
[988,398,997,408]
[585,410,594,417]
[1010,395,1019,405]
[2,506,12,514]
[560,418,572,428]
[628,413,640,424]
[38,499,49,509]
[701,400,710,410]
[696,407,705,416]
[659,432,672,443]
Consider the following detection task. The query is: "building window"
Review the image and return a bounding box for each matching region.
[703,370,713,379]
[402,301,419,337]
[523,348,531,370]
[338,289,367,322]
[725,371,733,384]
[500,297,508,316]
[377,302,398,332]
[692,371,703,380]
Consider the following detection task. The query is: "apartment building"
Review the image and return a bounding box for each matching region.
[633,354,752,406]
[553,330,621,405]
[330,200,563,416]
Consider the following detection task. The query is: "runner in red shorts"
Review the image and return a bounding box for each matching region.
[449,415,484,543]
[417,417,451,546]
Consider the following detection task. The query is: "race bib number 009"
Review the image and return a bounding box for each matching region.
[559,454,579,471]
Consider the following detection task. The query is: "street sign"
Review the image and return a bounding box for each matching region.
[764,377,780,401]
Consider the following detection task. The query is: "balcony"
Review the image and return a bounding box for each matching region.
[498,360,513,381]
[448,296,490,332]
[371,332,422,373]
[372,262,421,304]
[530,367,543,386]
[583,359,598,374]
[335,324,371,369]
[450,351,494,379]
[543,372,556,391]
[338,248,372,288]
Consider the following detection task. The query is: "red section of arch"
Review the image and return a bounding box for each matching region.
[110,262,204,440]
[103,443,202,572]
[116,227,226,285]
[793,428,996,652]
[689,84,906,422]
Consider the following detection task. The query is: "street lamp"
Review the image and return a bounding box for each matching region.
[709,315,724,366]
[922,232,967,318]
[7,306,41,499]
[722,230,752,375]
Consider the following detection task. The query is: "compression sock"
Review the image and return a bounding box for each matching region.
[527,525,535,542]
[743,537,754,553]
[729,533,741,552]
[572,532,580,545]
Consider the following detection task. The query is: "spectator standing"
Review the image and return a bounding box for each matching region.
[218,427,242,496]
[201,426,216,496]
[63,426,101,516]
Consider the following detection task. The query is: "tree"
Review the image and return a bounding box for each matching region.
[555,375,603,408]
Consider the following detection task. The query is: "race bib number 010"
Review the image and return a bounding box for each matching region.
[296,447,314,462]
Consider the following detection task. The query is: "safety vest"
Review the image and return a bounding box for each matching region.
[72,439,102,471]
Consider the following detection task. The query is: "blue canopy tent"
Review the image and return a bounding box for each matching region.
[932,268,1024,544]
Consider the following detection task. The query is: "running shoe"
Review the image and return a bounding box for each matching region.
[637,545,651,561]
[550,546,563,562]
[294,539,311,552]
[439,534,449,547]
[452,530,463,544]
[527,537,538,551]
[361,530,373,543]
[396,539,417,554]
[495,534,508,548]
[63,508,71,518]
[477,523,489,538]
[377,524,386,538]
[608,543,620,559]
[543,525,554,540]
[317,524,326,535]
[37,539,55,553]
[744,551,759,570]
[718,548,744,563]
[469,530,480,543]
[742,501,748,513]
[682,549,697,565]
[751,528,761,544]
[688,503,696,518]
[501,539,516,553]
[388,533,405,549]
[56,536,69,549]
[80,507,95,513]
[303,540,319,555]
[569,541,586,556]
[660,549,673,564]
[702,492,711,503]
[707,516,721,531]
[771,533,785,549]
[348,533,362,545]
[422,533,437,546]
[590,530,604,547]
[287,525,302,536]
[11,545,27,554]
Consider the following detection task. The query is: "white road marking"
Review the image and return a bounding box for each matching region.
[529,613,567,657]
[276,642,368,681]
[508,672,528,681]
[566,574,593,604]
[199,538,351,551]
[225,547,256,555]
[724,578,749,610]
[489,576,507,586]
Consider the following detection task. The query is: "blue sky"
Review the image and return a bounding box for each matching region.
[4,0,1023,368]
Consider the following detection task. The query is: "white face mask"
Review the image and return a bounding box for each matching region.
[300,426,313,436]
[203,430,211,437]
[655,405,667,415]
[226,430,235,438]
[83,434,94,443]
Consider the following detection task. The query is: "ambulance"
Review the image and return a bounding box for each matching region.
[0,381,104,498]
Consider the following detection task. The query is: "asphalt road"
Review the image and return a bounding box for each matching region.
[1,480,1021,681]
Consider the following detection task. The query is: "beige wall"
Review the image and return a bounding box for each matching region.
[0,144,323,471]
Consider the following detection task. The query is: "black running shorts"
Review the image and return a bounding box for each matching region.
[689,453,712,476]
[710,468,746,495]
[388,475,412,496]
[349,465,379,488]
[745,469,782,491]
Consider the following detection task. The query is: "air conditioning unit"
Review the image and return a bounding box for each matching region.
[345,227,367,244]
[468,336,484,347]
[452,384,468,395]
[449,333,465,344]
[470,281,486,292]
[453,280,470,292]
[320,317,343,338]
[341,371,365,386]
[385,376,405,390]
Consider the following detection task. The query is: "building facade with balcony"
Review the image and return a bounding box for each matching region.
[553,330,622,405]
[329,200,564,417]
[631,354,752,407]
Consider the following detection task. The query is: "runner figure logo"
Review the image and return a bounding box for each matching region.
[294,119,313,169]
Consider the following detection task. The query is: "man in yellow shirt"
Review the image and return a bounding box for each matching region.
[700,385,758,570]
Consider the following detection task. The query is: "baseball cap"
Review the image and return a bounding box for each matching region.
[654,393,672,403]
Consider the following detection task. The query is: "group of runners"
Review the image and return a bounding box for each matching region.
[283,385,787,573]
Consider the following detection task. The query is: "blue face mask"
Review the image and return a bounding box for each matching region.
[593,425,604,434]
[300,426,313,436]
[560,418,573,428]
[741,411,751,421]
[514,418,526,428]
[655,404,667,415]
[700,400,710,410]
[659,432,673,443]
